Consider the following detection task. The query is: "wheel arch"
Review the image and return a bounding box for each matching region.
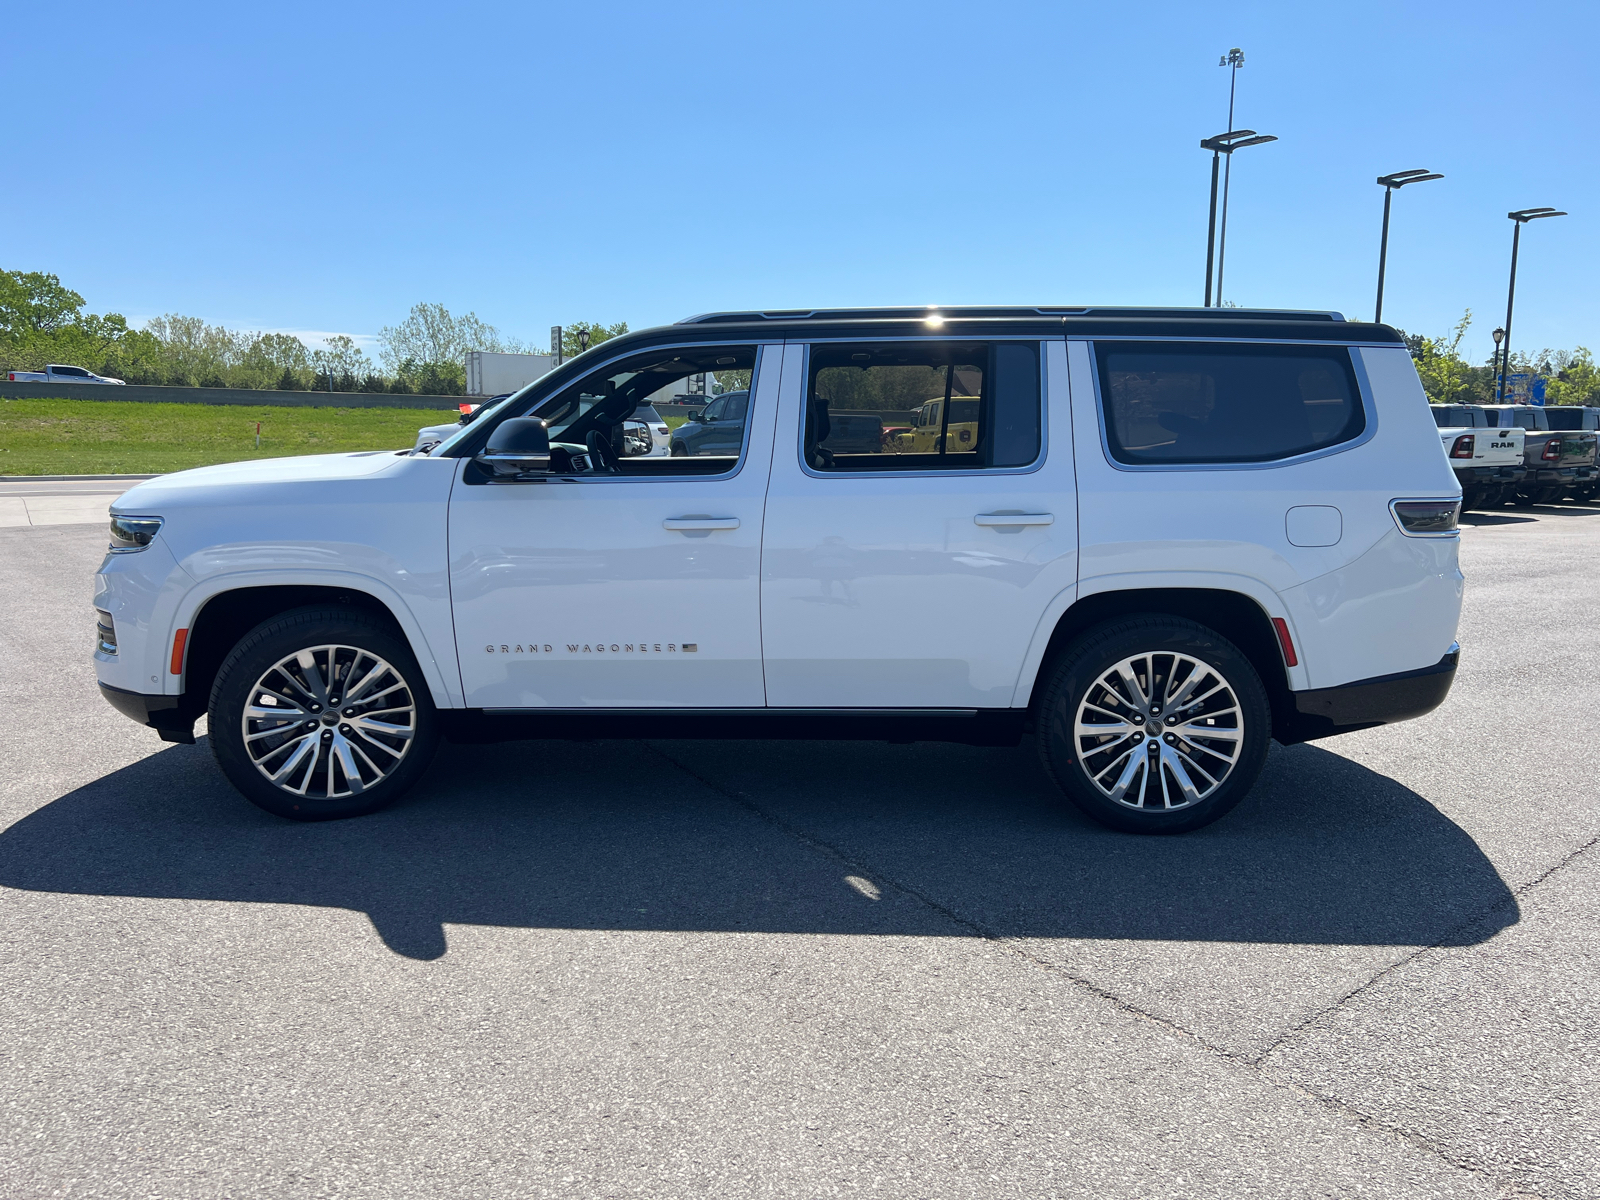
[176,581,453,722]
[1018,585,1297,742]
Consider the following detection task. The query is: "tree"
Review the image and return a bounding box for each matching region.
[560,322,628,358]
[0,270,87,336]
[1545,348,1600,406]
[1397,310,1499,404]
[377,302,526,374]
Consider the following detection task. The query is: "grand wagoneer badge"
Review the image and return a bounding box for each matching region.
[485,642,697,653]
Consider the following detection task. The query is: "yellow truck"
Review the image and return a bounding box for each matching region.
[890,395,981,455]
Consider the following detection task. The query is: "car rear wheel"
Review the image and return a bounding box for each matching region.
[209,607,441,821]
[1036,617,1271,834]
[670,441,687,457]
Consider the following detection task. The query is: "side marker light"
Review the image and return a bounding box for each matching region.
[1271,617,1298,668]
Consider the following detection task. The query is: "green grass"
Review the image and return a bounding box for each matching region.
[0,397,459,475]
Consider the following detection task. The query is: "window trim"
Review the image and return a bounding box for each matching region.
[459,341,773,486]
[1084,337,1380,474]
[793,337,1050,481]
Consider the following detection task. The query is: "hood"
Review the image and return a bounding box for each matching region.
[112,451,408,512]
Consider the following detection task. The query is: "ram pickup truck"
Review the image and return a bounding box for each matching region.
[1481,405,1600,504]
[1429,404,1525,510]
[1541,407,1600,500]
[6,363,125,385]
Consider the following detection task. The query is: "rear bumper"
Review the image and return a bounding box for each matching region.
[1454,465,1525,483]
[1279,645,1459,744]
[98,683,196,744]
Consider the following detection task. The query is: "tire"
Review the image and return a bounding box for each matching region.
[1458,487,1480,513]
[670,441,687,457]
[1036,617,1271,834]
[209,606,441,821]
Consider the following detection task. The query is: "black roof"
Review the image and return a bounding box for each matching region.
[636,306,1405,346]
[679,304,1347,324]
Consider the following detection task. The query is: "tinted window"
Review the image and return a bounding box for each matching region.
[804,341,1041,472]
[1543,408,1582,430]
[1097,343,1364,465]
[634,405,664,423]
[1432,405,1481,428]
[54,366,88,377]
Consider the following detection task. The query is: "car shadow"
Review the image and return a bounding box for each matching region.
[1461,512,1538,526]
[0,736,1516,961]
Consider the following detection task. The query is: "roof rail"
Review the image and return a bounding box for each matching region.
[677,305,1347,325]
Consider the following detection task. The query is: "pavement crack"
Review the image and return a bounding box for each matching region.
[645,744,1575,1198]
[1255,831,1600,1066]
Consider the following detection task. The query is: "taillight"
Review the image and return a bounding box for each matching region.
[1392,499,1461,535]
[1449,434,1475,459]
[1542,437,1563,461]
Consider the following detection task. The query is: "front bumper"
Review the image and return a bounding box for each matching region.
[1279,645,1459,744]
[99,682,196,744]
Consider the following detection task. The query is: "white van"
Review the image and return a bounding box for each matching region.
[94,307,1463,833]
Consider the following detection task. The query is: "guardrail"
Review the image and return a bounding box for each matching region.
[0,381,462,410]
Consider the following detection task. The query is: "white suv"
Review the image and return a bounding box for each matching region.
[94,307,1464,833]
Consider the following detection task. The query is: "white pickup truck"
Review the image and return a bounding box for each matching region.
[1429,404,1525,510]
[6,363,125,385]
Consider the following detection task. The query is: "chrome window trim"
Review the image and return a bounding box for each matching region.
[477,342,773,487]
[792,337,1050,481]
[1081,337,1381,475]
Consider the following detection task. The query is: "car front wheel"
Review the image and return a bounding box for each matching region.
[1036,617,1271,834]
[208,607,441,821]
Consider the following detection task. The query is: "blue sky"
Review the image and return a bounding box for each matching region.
[7,0,1595,366]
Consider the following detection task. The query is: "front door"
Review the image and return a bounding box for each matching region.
[450,342,776,708]
[760,337,1077,709]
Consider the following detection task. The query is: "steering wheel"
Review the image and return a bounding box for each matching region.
[585,430,620,474]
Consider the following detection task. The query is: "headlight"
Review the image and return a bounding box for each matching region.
[108,514,164,553]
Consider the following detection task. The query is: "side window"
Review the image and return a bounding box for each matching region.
[54,366,88,377]
[700,397,726,423]
[516,344,760,477]
[804,341,1042,472]
[1095,342,1365,466]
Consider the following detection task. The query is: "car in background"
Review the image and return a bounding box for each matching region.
[1429,404,1525,510]
[414,394,513,454]
[889,395,981,455]
[7,364,125,385]
[1541,407,1600,500]
[670,390,749,456]
[1481,404,1599,505]
[631,404,671,457]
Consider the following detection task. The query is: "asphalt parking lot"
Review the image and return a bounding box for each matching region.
[1,499,1596,1199]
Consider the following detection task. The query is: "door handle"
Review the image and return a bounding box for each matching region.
[663,517,740,531]
[974,513,1054,527]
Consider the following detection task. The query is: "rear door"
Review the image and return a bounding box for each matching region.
[759,337,1076,709]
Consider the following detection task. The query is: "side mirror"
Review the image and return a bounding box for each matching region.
[478,417,550,476]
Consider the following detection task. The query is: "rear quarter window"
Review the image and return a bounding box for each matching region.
[1095,342,1366,465]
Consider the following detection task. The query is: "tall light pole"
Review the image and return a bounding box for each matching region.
[1491,327,1505,401]
[1373,169,1443,324]
[1497,208,1567,402]
[1201,130,1277,306]
[1216,48,1244,304]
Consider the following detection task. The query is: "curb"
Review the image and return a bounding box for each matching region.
[0,474,162,482]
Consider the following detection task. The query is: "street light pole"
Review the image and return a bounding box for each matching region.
[1200,130,1278,306]
[1497,208,1567,402]
[1216,48,1244,305]
[1373,169,1443,325]
[1203,148,1221,306]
